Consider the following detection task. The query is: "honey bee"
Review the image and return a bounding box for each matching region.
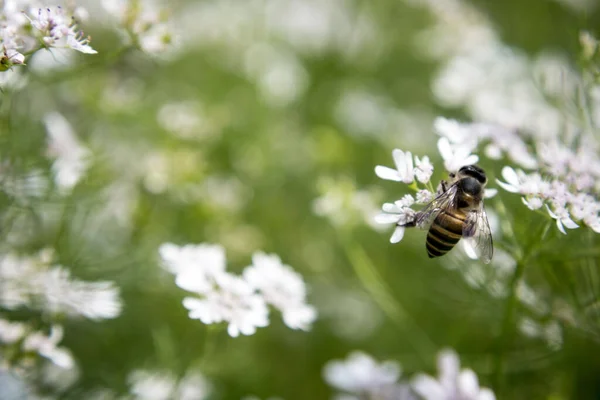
[404,164,493,263]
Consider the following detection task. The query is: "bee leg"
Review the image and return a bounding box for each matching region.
[463,216,476,237]
[400,220,417,228]
[437,180,449,195]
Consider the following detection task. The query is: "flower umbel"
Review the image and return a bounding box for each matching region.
[411,349,496,400]
[160,243,316,336]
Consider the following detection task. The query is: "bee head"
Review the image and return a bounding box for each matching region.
[458,165,487,185]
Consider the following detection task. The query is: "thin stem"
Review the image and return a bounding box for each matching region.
[492,259,526,390]
[492,219,550,392]
[339,235,436,359]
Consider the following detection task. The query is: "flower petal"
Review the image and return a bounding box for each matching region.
[375,166,401,181]
[501,166,520,187]
[375,213,400,224]
[496,179,519,193]
[390,226,405,243]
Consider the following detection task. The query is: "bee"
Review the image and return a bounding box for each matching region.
[404,164,493,263]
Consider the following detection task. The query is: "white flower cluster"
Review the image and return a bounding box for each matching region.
[411,0,600,237]
[0,250,122,320]
[44,111,91,193]
[412,349,495,400]
[0,319,74,369]
[159,243,317,337]
[101,0,174,55]
[0,2,96,71]
[323,349,495,400]
[435,116,600,236]
[128,369,211,400]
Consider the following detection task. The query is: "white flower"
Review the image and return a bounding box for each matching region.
[22,325,74,369]
[128,369,212,400]
[128,370,177,400]
[243,252,316,330]
[375,149,414,183]
[437,137,479,172]
[32,266,122,320]
[27,7,97,54]
[375,201,416,243]
[159,243,226,294]
[44,112,90,192]
[546,204,579,235]
[177,371,212,400]
[415,155,434,183]
[496,166,548,196]
[182,272,269,337]
[0,251,122,320]
[483,188,497,199]
[412,349,495,400]
[323,351,401,395]
[416,189,434,204]
[434,117,479,147]
[0,319,27,343]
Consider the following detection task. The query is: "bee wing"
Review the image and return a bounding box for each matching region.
[414,182,460,228]
[462,204,494,264]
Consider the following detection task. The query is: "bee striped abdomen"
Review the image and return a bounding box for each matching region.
[426,211,465,258]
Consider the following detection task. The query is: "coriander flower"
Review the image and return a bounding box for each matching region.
[22,325,74,369]
[0,251,122,320]
[375,149,415,183]
[159,242,226,294]
[546,204,579,235]
[437,137,479,173]
[128,370,177,400]
[415,155,434,183]
[416,189,434,205]
[44,112,91,192]
[243,252,316,331]
[127,369,211,400]
[412,349,495,400]
[27,6,97,54]
[375,198,416,243]
[0,319,27,344]
[323,351,403,397]
[182,272,269,337]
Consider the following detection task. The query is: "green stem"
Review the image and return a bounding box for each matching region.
[339,235,436,359]
[492,219,550,392]
[492,259,526,390]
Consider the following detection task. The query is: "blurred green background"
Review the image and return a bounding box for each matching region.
[3,0,600,398]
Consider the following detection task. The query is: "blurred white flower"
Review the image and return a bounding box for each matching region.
[162,243,317,336]
[323,351,406,399]
[518,317,563,351]
[244,252,317,330]
[0,319,27,344]
[0,251,122,320]
[44,112,90,192]
[412,349,495,400]
[159,242,226,294]
[128,369,211,400]
[128,370,177,400]
[183,272,269,337]
[27,6,97,54]
[177,371,212,400]
[22,325,74,369]
[157,101,204,139]
[437,137,479,173]
[37,267,122,320]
